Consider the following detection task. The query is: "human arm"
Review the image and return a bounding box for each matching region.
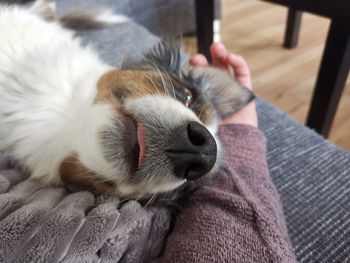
[158,43,296,262]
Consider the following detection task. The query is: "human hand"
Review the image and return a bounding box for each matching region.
[190,43,258,128]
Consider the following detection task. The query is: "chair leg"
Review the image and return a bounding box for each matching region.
[284,9,302,49]
[195,0,215,62]
[306,19,350,137]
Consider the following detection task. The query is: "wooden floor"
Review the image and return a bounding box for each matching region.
[185,0,350,151]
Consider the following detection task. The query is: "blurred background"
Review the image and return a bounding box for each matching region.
[185,0,350,151]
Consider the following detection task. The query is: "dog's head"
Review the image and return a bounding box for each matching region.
[59,41,254,198]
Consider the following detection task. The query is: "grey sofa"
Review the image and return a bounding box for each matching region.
[1,0,350,262]
[75,1,350,261]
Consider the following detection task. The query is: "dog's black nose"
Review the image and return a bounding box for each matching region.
[167,121,217,180]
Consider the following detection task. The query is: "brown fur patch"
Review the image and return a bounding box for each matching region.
[95,70,165,103]
[59,8,107,30]
[95,69,215,125]
[59,155,117,195]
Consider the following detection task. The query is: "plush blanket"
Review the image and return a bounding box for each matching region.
[0,0,194,261]
[0,153,171,262]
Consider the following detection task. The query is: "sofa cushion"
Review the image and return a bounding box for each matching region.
[57,0,196,38]
[258,100,350,262]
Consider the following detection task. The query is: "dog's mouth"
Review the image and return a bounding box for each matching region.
[124,116,146,172]
[136,124,147,166]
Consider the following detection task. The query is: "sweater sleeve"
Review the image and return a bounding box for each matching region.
[158,124,296,263]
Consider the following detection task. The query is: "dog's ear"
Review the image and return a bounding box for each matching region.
[122,40,254,117]
[122,40,186,75]
[192,66,255,118]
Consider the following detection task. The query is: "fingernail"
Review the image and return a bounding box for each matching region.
[189,57,197,65]
[190,55,208,66]
[189,56,200,65]
[215,43,227,57]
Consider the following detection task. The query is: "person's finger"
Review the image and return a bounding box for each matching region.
[189,54,209,66]
[226,54,250,77]
[210,43,228,68]
[227,54,252,89]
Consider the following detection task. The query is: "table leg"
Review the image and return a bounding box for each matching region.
[284,8,302,48]
[306,19,350,137]
[195,0,215,62]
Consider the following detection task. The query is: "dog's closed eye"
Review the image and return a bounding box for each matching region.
[113,89,129,102]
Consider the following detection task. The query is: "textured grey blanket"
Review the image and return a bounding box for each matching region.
[0,1,193,261]
[0,153,171,262]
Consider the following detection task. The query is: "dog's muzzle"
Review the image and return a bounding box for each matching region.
[166,121,217,180]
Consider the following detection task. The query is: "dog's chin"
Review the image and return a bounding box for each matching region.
[117,177,187,198]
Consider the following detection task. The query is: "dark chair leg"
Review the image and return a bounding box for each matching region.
[284,9,302,48]
[195,0,215,62]
[306,19,350,137]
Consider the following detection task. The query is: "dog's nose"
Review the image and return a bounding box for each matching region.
[166,121,217,180]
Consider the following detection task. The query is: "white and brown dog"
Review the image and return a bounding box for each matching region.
[0,1,254,199]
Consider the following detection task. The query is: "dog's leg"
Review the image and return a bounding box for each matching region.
[29,0,129,29]
[29,0,56,21]
[59,7,129,30]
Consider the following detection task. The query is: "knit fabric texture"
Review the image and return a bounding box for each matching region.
[258,100,350,262]
[159,125,296,262]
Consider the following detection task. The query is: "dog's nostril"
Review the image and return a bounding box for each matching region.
[187,122,206,146]
[167,121,217,180]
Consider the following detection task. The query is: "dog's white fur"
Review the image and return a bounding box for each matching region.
[0,3,222,196]
[0,4,116,184]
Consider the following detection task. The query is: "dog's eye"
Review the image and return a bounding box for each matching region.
[183,88,193,108]
[175,86,194,107]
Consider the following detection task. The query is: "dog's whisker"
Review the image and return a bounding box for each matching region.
[144,193,157,208]
[74,170,94,177]
[164,71,176,99]
[112,70,120,83]
[198,104,205,119]
[145,75,162,95]
[152,60,177,99]
[155,63,169,96]
[63,160,83,164]
[149,57,171,97]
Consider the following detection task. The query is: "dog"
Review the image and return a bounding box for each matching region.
[0,0,254,199]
